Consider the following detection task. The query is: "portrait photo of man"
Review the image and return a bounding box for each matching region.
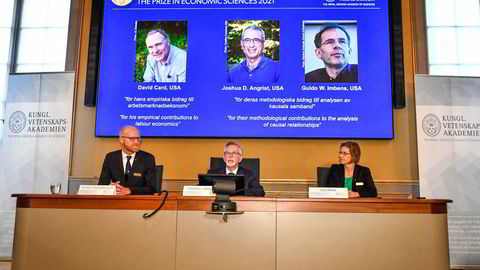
[226,21,280,83]
[135,21,187,83]
[304,22,358,83]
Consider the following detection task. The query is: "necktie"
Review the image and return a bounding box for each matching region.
[228,172,235,175]
[125,156,132,181]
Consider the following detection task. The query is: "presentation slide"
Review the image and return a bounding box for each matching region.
[96,0,393,138]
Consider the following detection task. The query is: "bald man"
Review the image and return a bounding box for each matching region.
[98,126,156,195]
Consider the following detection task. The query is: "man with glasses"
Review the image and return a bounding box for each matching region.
[143,28,187,82]
[305,24,358,83]
[227,25,279,83]
[98,126,157,195]
[207,141,265,196]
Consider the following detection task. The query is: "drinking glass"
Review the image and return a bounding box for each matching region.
[50,183,62,194]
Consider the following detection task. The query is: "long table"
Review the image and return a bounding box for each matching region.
[11,194,451,270]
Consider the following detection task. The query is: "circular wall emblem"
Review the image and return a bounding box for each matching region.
[9,111,27,133]
[422,114,441,137]
[111,0,132,6]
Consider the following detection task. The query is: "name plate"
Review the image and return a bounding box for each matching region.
[78,185,116,195]
[183,186,214,196]
[309,187,348,198]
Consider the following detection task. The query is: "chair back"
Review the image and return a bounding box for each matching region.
[67,178,98,194]
[317,167,330,187]
[155,165,164,192]
[210,157,260,180]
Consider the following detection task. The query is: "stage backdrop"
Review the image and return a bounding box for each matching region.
[415,74,480,267]
[0,73,74,258]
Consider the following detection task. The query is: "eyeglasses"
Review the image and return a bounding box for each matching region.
[122,136,142,142]
[242,38,264,44]
[338,151,351,156]
[321,38,349,47]
[224,151,241,156]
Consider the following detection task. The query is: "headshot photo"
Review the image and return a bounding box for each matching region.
[304,21,358,83]
[135,21,188,83]
[226,20,280,83]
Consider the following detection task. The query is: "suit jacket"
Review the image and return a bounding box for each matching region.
[98,150,156,195]
[207,166,265,197]
[326,164,377,198]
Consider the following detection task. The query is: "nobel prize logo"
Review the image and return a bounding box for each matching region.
[422,114,441,137]
[9,111,27,133]
[111,0,132,6]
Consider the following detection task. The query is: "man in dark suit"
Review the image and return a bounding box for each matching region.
[207,141,265,197]
[98,126,156,195]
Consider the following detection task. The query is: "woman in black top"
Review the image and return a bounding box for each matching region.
[326,141,377,198]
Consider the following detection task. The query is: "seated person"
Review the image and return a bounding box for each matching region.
[208,141,265,197]
[326,141,377,198]
[98,126,156,195]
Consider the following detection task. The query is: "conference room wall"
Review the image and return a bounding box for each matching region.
[70,0,419,195]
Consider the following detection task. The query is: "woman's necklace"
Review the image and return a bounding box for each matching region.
[345,165,354,178]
